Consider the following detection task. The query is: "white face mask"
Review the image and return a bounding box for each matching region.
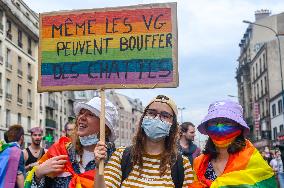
[79,133,99,146]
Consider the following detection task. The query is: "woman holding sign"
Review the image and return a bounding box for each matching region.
[189,100,277,188]
[24,97,118,188]
[94,95,194,188]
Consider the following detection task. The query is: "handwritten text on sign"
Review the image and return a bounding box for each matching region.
[38,3,178,91]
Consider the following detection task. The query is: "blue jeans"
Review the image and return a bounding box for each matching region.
[278,172,284,188]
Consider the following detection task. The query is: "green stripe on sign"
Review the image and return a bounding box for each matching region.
[41,47,173,63]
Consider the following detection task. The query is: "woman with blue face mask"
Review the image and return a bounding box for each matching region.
[25,97,118,188]
[94,95,194,188]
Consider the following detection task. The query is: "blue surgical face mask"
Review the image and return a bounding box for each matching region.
[141,116,172,142]
[79,133,99,146]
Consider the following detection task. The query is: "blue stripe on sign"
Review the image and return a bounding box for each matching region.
[41,58,173,75]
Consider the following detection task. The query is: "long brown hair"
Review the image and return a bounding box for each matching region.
[131,102,179,176]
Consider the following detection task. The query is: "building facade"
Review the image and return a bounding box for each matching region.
[0,0,75,145]
[107,90,143,147]
[237,10,284,148]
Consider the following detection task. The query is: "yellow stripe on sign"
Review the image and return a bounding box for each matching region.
[211,149,275,187]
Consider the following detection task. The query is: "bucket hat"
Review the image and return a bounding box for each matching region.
[198,100,250,136]
[74,97,118,142]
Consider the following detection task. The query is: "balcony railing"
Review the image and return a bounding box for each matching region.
[17,97,23,104]
[17,69,23,76]
[6,93,12,100]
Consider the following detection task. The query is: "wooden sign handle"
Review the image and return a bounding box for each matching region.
[99,89,106,175]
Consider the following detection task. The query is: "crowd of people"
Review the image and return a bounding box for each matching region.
[0,95,282,187]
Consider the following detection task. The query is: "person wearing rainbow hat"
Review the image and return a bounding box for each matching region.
[190,100,277,188]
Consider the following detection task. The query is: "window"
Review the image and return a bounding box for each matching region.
[256,63,258,77]
[257,83,259,99]
[6,109,10,127]
[252,67,255,80]
[259,58,262,73]
[18,30,22,48]
[0,11,3,30]
[273,127,278,140]
[17,84,22,103]
[6,20,12,40]
[278,100,283,114]
[260,80,263,96]
[28,37,32,55]
[280,124,284,132]
[27,89,32,108]
[27,63,32,82]
[0,40,3,64]
[27,116,31,130]
[6,48,12,69]
[18,56,22,76]
[5,79,11,100]
[17,113,21,124]
[272,104,276,117]
[263,53,266,69]
[264,76,267,93]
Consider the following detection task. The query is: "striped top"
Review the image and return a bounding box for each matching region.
[104,147,194,187]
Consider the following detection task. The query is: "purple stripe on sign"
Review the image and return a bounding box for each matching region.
[41,71,173,86]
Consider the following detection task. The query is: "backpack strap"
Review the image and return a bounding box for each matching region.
[121,146,133,183]
[121,146,185,188]
[171,153,185,188]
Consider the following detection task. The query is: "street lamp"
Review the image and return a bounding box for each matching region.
[243,20,284,136]
[178,107,185,123]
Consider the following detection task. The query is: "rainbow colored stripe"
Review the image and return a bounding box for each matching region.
[39,3,177,91]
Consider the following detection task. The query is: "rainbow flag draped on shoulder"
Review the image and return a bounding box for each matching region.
[0,141,22,188]
[24,137,95,188]
[190,140,277,188]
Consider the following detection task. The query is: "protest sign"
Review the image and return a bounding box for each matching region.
[38,2,178,92]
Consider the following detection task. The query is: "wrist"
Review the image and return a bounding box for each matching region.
[35,167,43,180]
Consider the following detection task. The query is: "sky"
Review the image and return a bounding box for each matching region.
[24,0,284,141]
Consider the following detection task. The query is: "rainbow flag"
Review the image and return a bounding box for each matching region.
[24,137,95,188]
[38,3,178,92]
[0,142,22,188]
[190,140,277,188]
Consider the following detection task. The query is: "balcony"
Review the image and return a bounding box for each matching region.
[17,97,23,104]
[5,93,12,100]
[17,69,23,77]
[45,119,56,129]
[6,32,12,40]
[46,99,56,109]
[27,102,32,108]
[0,56,3,65]
[27,74,33,82]
[5,62,12,71]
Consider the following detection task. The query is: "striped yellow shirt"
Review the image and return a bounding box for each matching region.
[104,147,194,187]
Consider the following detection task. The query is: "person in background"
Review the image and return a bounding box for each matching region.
[190,100,277,188]
[94,95,194,188]
[270,150,284,187]
[263,146,273,163]
[24,97,118,188]
[64,122,75,138]
[178,122,201,165]
[23,127,47,172]
[1,124,25,188]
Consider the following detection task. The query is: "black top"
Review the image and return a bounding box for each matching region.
[25,147,45,166]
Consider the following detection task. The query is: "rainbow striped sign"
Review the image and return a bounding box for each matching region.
[38,3,178,92]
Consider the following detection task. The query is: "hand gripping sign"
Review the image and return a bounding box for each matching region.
[38,2,178,175]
